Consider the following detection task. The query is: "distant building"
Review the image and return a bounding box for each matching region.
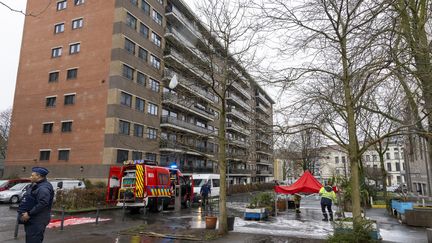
[404,134,431,196]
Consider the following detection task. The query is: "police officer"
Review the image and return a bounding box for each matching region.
[319,182,336,221]
[18,167,54,243]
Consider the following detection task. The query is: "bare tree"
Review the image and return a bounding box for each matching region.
[0,108,12,160]
[0,1,51,16]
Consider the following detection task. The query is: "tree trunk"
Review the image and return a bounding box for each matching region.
[379,153,388,201]
[218,99,228,234]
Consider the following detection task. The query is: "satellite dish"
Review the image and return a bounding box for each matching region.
[169,74,178,89]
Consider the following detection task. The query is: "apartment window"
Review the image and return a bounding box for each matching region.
[69,43,80,54]
[126,12,137,30]
[151,32,161,47]
[132,151,142,160]
[341,156,346,164]
[124,38,135,54]
[58,150,70,161]
[335,157,339,164]
[46,97,56,107]
[51,47,62,58]
[148,103,158,115]
[139,23,149,38]
[145,152,156,161]
[372,155,377,162]
[386,152,390,160]
[394,152,400,159]
[395,162,401,171]
[64,94,75,105]
[72,18,83,29]
[74,0,85,5]
[138,47,148,61]
[67,68,78,79]
[387,163,392,171]
[141,0,150,15]
[61,121,73,132]
[137,72,146,86]
[152,10,163,25]
[134,124,144,137]
[57,0,67,10]
[117,149,129,163]
[42,123,53,133]
[365,155,370,162]
[130,0,138,6]
[149,78,160,92]
[54,23,65,33]
[148,128,157,139]
[119,120,130,135]
[135,97,145,112]
[150,55,161,69]
[48,72,59,82]
[122,64,134,80]
[39,150,51,161]
[120,92,132,107]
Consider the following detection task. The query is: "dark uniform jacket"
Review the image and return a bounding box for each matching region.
[18,179,54,224]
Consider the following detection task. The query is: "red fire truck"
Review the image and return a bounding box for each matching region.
[106,161,193,212]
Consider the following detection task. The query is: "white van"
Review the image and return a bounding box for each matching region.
[49,179,86,190]
[191,174,220,201]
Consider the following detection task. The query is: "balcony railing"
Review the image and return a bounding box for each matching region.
[256,92,272,107]
[165,26,208,61]
[161,116,216,136]
[231,82,251,100]
[256,103,270,115]
[182,166,214,173]
[227,122,251,135]
[160,141,215,155]
[229,168,252,174]
[227,93,251,111]
[256,170,272,175]
[162,92,215,120]
[228,138,248,147]
[227,109,251,123]
[165,4,202,40]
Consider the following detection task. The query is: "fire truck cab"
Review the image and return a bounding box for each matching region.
[106,161,171,212]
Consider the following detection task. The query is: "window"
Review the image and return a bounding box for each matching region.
[132,151,142,160]
[48,72,59,82]
[141,0,150,15]
[149,78,160,92]
[145,152,157,161]
[72,18,83,29]
[138,47,148,61]
[212,179,220,187]
[135,97,145,112]
[46,97,56,107]
[39,150,51,161]
[387,163,392,171]
[394,152,400,159]
[126,12,137,30]
[134,124,144,137]
[124,38,135,54]
[64,94,75,105]
[335,157,339,164]
[151,32,161,47]
[122,64,134,80]
[67,68,78,79]
[386,152,390,160]
[148,128,157,139]
[395,162,400,171]
[148,103,158,115]
[54,23,65,33]
[58,150,70,161]
[372,155,377,162]
[119,120,130,135]
[61,121,73,132]
[74,0,85,5]
[137,72,146,86]
[52,47,62,58]
[139,23,149,38]
[69,43,80,54]
[341,156,346,164]
[42,123,53,133]
[120,92,132,107]
[130,0,138,6]
[150,55,161,69]
[152,10,163,25]
[57,0,67,10]
[117,149,129,163]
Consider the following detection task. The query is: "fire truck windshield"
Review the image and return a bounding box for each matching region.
[122,177,135,187]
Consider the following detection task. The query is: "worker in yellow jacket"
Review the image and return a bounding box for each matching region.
[319,182,336,221]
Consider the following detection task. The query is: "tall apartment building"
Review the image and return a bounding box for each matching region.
[5,0,274,183]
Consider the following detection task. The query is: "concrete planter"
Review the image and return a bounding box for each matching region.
[405,208,432,227]
[333,220,381,240]
[244,208,268,220]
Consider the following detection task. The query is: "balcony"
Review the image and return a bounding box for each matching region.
[164,69,218,103]
[256,149,273,156]
[229,168,252,174]
[182,166,214,173]
[256,135,272,145]
[256,170,272,175]
[230,82,251,100]
[162,92,215,120]
[227,108,251,123]
[165,26,208,62]
[161,116,216,136]
[227,152,247,161]
[165,4,203,41]
[256,158,271,165]
[164,48,211,84]
[227,122,251,136]
[228,138,248,148]
[227,93,251,111]
[256,103,270,115]
[256,92,272,107]
[256,113,271,125]
[160,140,215,156]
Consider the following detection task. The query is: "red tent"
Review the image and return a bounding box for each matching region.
[274,170,323,194]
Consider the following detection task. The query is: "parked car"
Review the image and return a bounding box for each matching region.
[0,179,31,192]
[0,182,31,203]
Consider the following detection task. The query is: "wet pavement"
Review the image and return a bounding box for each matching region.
[0,194,429,243]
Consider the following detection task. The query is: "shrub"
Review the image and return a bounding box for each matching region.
[327,218,377,243]
[248,192,275,212]
[54,188,106,210]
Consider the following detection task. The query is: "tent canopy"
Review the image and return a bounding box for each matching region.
[275,170,323,194]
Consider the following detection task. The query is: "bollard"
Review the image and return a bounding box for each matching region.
[60,206,64,230]
[95,203,100,225]
[14,216,19,239]
[370,196,374,206]
[422,198,426,208]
